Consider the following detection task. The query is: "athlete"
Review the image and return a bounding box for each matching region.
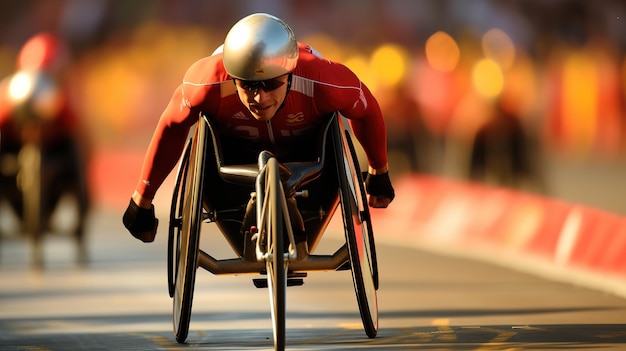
[123,13,395,244]
[0,32,91,237]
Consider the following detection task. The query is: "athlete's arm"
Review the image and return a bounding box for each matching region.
[314,60,388,172]
[134,55,225,206]
[342,81,388,172]
[134,84,195,204]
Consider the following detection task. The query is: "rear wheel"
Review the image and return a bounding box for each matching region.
[335,122,378,338]
[169,140,191,298]
[345,132,379,289]
[172,123,207,343]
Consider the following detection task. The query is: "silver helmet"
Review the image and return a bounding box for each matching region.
[223,13,298,81]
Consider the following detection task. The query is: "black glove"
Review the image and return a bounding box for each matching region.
[365,172,395,207]
[123,199,159,243]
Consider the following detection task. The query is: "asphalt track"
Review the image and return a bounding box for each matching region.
[1,207,626,350]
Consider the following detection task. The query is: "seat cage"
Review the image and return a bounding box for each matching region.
[201,112,336,195]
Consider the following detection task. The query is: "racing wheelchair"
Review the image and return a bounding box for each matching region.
[0,71,90,268]
[168,111,379,350]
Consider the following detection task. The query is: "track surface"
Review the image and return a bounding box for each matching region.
[1,208,626,350]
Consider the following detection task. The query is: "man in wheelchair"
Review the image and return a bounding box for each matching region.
[123,13,395,250]
[0,33,91,244]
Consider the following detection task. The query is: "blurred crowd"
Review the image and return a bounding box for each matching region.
[1,0,626,199]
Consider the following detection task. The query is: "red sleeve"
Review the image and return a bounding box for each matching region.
[135,84,194,200]
[135,56,225,200]
[311,59,388,170]
[345,82,388,170]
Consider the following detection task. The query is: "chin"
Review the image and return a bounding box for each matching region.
[252,112,273,121]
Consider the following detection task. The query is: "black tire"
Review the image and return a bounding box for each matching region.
[263,158,287,350]
[334,121,378,338]
[172,123,207,343]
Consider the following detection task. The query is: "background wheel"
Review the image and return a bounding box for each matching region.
[334,119,378,338]
[172,123,207,343]
[18,143,44,269]
[263,158,287,351]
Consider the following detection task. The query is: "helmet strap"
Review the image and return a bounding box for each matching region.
[276,73,293,114]
[286,73,293,94]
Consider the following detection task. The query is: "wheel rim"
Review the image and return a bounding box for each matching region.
[344,187,378,337]
[169,143,190,298]
[264,158,286,350]
[336,122,378,338]
[343,131,379,289]
[172,124,205,343]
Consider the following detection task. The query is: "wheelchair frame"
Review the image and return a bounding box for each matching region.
[167,112,378,350]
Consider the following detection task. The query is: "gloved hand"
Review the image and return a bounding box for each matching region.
[365,172,395,208]
[123,199,159,242]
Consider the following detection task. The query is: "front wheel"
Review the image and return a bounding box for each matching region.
[261,157,287,350]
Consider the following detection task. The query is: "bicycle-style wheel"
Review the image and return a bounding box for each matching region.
[172,122,207,343]
[168,139,191,298]
[334,120,378,338]
[260,157,287,350]
[344,132,379,289]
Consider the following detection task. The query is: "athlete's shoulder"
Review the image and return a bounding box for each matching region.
[183,53,230,86]
[179,52,231,109]
[297,42,325,59]
[296,42,333,68]
[295,42,358,86]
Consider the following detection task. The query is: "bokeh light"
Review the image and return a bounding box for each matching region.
[300,33,343,61]
[344,54,375,91]
[561,52,598,153]
[482,28,516,71]
[370,43,409,88]
[472,58,504,98]
[425,31,460,72]
[8,71,33,102]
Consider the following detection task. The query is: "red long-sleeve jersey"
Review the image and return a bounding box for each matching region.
[136,42,388,200]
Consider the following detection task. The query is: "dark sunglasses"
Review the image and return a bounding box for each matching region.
[234,77,286,93]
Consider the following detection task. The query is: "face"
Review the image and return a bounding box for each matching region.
[234,74,289,121]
